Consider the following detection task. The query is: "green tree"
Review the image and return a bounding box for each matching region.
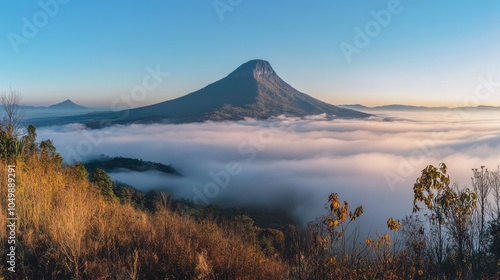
[90,168,115,199]
[144,190,161,211]
[66,162,89,183]
[488,218,500,261]
[22,124,37,155]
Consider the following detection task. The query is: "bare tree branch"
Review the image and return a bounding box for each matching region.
[1,87,25,138]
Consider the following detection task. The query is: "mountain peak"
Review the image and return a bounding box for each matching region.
[227,59,276,79]
[61,99,75,104]
[49,99,88,109]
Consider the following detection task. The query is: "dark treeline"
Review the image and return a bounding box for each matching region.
[83,155,181,176]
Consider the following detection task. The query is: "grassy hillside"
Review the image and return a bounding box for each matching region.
[0,134,287,279]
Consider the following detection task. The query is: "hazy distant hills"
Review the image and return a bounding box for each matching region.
[22,99,104,122]
[23,99,90,111]
[45,60,371,127]
[339,104,500,112]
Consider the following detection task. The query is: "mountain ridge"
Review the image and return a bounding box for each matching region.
[101,59,371,124]
[338,104,500,111]
[38,59,372,126]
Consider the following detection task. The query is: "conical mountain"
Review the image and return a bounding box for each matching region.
[49,99,89,110]
[114,59,370,123]
[49,59,370,127]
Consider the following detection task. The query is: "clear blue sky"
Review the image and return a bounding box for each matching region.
[1,0,500,107]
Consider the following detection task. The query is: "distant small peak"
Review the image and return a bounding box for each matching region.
[49,99,87,109]
[227,59,276,78]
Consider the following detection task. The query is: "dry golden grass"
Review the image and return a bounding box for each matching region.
[0,152,288,279]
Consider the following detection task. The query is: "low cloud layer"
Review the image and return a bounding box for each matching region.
[37,110,500,232]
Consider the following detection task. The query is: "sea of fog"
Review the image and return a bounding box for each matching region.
[37,110,500,233]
